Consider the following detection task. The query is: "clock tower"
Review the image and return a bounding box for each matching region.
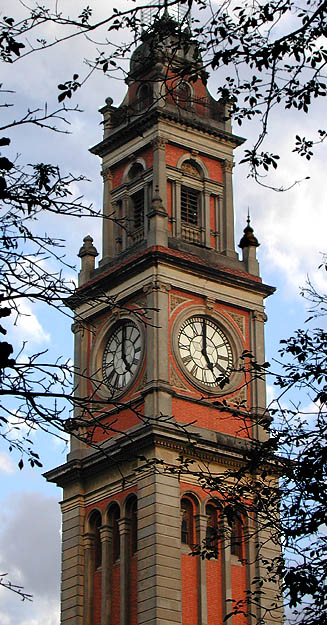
[46,15,283,625]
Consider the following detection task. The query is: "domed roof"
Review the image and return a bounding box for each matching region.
[129,16,199,78]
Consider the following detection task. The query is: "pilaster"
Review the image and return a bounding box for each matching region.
[60,503,85,625]
[118,517,131,625]
[100,166,114,264]
[84,533,94,625]
[250,310,269,441]
[137,470,182,625]
[100,524,112,625]
[152,137,168,210]
[221,521,233,625]
[143,279,172,419]
[222,160,237,258]
[195,514,208,625]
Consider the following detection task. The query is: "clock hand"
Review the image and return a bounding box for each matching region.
[201,320,214,371]
[121,324,131,371]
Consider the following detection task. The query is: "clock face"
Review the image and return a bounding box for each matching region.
[178,316,233,387]
[102,320,142,392]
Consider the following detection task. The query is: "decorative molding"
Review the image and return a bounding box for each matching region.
[181,161,201,178]
[204,297,215,311]
[252,310,267,323]
[101,166,112,181]
[169,293,189,315]
[170,363,189,391]
[130,294,147,310]
[228,311,246,338]
[223,160,234,174]
[226,386,247,407]
[71,322,85,336]
[143,279,171,294]
[151,137,167,150]
[134,369,147,393]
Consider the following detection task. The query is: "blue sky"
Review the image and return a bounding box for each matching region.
[1,1,326,623]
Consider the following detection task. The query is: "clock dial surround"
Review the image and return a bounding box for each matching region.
[177,315,233,388]
[102,320,142,392]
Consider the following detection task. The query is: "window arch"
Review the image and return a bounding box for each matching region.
[230,514,243,561]
[181,497,195,547]
[127,161,144,182]
[126,496,138,555]
[206,503,219,556]
[108,503,120,562]
[137,83,153,111]
[176,81,192,110]
[89,510,102,569]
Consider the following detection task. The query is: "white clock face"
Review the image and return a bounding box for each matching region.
[178,316,233,387]
[102,320,142,392]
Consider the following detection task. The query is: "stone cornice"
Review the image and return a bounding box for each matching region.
[90,108,245,159]
[67,245,275,311]
[44,421,257,488]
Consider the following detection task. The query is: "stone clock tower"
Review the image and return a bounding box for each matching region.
[46,16,283,625]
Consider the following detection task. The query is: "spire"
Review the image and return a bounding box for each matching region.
[239,210,260,249]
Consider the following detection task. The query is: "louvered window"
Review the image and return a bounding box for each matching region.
[131,190,144,230]
[181,186,199,226]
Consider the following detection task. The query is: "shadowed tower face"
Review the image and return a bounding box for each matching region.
[46,15,283,625]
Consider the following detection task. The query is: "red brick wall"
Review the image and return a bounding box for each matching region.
[165,144,223,182]
[207,558,223,625]
[231,560,247,625]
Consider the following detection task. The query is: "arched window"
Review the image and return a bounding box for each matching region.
[137,83,153,111]
[90,510,102,569]
[206,504,219,555]
[127,162,144,182]
[127,498,138,555]
[130,189,144,231]
[109,504,120,562]
[231,514,243,560]
[181,186,200,226]
[176,81,192,110]
[181,498,194,547]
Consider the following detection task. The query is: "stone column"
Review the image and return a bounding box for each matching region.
[122,192,129,251]
[100,524,112,625]
[60,501,85,625]
[203,185,211,248]
[137,469,182,625]
[142,279,172,419]
[101,167,114,264]
[244,514,258,625]
[250,310,269,441]
[195,514,208,625]
[118,517,131,625]
[152,137,167,210]
[222,160,237,258]
[175,180,182,238]
[221,521,233,625]
[147,187,169,248]
[214,195,221,252]
[83,533,95,625]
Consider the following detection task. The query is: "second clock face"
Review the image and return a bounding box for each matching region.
[178,316,233,387]
[102,320,142,392]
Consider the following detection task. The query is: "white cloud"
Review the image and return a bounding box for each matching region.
[7,301,50,348]
[0,492,60,625]
[0,452,16,475]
